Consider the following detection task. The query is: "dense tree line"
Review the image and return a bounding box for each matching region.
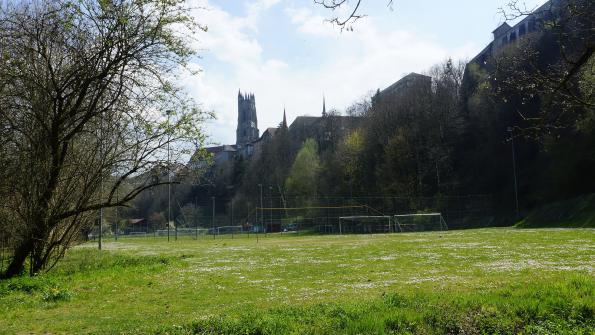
[219,3,592,221]
[124,0,593,234]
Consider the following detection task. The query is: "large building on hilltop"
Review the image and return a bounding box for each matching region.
[197,92,362,168]
[469,0,561,66]
[372,73,432,106]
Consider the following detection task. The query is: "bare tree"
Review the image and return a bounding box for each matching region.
[0,0,211,278]
[345,92,373,117]
[314,0,394,30]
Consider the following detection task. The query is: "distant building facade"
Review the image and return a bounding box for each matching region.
[198,92,363,168]
[469,0,561,66]
[372,72,432,107]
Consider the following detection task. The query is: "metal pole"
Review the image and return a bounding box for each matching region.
[195,197,199,240]
[508,127,520,219]
[212,196,215,239]
[99,111,103,251]
[167,110,172,242]
[115,188,118,241]
[99,189,103,250]
[269,186,272,234]
[259,184,263,235]
[174,184,177,241]
[230,201,234,239]
[255,206,259,243]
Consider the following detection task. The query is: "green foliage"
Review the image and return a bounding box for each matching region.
[0,275,72,303]
[285,138,320,198]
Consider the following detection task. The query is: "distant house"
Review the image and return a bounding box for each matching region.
[125,218,148,234]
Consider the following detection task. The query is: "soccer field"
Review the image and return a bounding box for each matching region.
[1,228,593,334]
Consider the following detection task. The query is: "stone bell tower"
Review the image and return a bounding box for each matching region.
[236,90,259,146]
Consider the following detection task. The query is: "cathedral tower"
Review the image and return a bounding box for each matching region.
[236,90,259,146]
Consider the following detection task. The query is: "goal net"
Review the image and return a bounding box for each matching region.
[215,226,243,235]
[255,205,373,234]
[338,216,393,234]
[393,213,448,232]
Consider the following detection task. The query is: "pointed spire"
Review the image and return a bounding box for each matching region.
[282,107,287,129]
[322,95,327,116]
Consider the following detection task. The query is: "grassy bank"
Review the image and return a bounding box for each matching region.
[517,194,595,228]
[0,228,593,334]
[175,276,594,334]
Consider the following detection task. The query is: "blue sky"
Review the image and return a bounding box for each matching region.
[181,0,547,145]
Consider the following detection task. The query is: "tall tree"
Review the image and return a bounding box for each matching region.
[285,139,320,203]
[0,0,209,278]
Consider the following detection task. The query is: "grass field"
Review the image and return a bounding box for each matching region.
[0,228,594,334]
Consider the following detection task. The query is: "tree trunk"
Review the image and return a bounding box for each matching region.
[2,239,34,278]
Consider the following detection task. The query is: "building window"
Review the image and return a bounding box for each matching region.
[519,24,526,36]
[509,31,516,42]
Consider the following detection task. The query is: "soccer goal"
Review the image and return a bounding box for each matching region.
[255,205,372,234]
[215,225,243,235]
[338,216,393,234]
[393,213,448,232]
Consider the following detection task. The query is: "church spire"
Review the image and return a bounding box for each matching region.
[322,95,327,116]
[282,107,288,129]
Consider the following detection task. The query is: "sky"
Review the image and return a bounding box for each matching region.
[181,0,547,145]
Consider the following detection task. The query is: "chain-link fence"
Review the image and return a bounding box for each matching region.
[101,194,496,240]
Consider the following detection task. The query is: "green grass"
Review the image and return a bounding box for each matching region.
[0,228,593,334]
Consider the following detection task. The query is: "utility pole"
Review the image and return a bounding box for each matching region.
[507,127,520,219]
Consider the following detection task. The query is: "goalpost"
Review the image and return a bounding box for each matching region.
[393,213,448,232]
[338,216,393,234]
[254,205,370,234]
[215,225,243,235]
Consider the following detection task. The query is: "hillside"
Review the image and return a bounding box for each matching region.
[516,194,595,228]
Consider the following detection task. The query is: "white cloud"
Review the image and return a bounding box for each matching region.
[183,1,482,145]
